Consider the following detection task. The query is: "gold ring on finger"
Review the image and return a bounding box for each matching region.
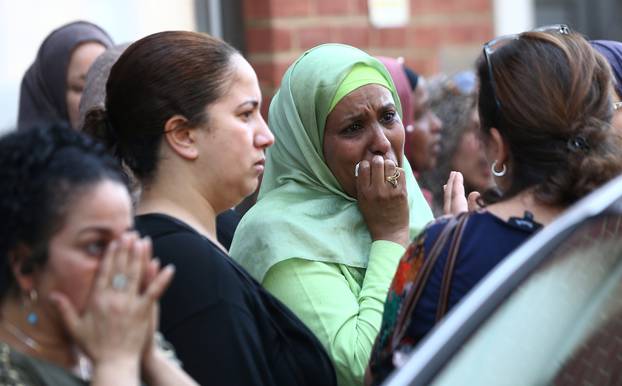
[386,169,400,188]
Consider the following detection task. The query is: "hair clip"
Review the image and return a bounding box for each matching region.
[567,135,590,152]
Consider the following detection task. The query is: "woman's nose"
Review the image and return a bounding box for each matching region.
[430,112,443,133]
[369,123,391,155]
[255,115,275,149]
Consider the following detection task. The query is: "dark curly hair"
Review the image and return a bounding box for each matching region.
[0,124,126,298]
[477,29,622,206]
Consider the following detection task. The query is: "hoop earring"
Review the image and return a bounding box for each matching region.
[25,290,38,325]
[491,160,507,177]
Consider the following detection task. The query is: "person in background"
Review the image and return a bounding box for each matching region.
[229,44,433,386]
[591,40,622,131]
[78,42,241,250]
[18,21,113,130]
[368,25,622,384]
[420,72,495,216]
[78,43,129,130]
[84,31,336,386]
[0,124,197,386]
[376,56,434,207]
[403,66,443,176]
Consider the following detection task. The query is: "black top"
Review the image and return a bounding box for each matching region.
[135,213,337,386]
[215,209,240,250]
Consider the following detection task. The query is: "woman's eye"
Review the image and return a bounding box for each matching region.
[381,111,396,123]
[69,84,84,93]
[341,122,363,135]
[240,110,254,120]
[84,241,106,257]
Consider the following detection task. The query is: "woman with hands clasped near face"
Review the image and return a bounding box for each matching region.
[229,44,433,386]
[367,26,622,385]
[0,125,196,386]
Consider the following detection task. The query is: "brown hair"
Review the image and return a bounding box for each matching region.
[477,30,622,206]
[83,31,238,183]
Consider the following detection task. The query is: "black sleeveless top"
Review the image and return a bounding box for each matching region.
[135,213,337,386]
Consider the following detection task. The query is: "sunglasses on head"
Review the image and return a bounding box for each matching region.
[482,24,571,120]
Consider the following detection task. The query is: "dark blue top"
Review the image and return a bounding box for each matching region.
[368,210,542,385]
[407,210,542,343]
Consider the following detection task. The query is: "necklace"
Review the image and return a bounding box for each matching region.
[0,320,92,380]
[0,320,41,352]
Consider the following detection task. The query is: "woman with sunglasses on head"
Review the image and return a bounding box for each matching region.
[0,124,197,386]
[366,25,622,385]
[84,31,336,386]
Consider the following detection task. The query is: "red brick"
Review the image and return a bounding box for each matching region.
[372,27,407,49]
[246,27,292,53]
[251,60,292,86]
[468,0,493,12]
[243,0,271,19]
[271,0,313,17]
[252,61,278,84]
[246,27,272,53]
[272,61,292,85]
[444,24,493,44]
[409,26,443,49]
[334,26,371,48]
[298,26,335,50]
[317,0,351,15]
[411,0,472,13]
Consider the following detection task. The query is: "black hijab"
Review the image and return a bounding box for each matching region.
[17,21,113,130]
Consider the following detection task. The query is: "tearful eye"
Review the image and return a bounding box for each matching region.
[341,122,363,135]
[381,111,397,124]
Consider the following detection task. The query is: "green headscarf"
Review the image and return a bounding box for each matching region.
[229,44,433,282]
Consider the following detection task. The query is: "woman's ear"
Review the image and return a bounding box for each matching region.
[163,115,199,161]
[489,127,509,166]
[9,244,35,293]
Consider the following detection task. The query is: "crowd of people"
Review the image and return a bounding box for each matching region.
[1,19,622,386]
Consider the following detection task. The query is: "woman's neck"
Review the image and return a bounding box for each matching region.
[0,297,76,369]
[486,190,564,226]
[137,178,221,246]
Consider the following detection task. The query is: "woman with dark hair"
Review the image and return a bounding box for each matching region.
[367,25,622,384]
[0,125,196,385]
[402,66,443,176]
[375,57,437,206]
[420,72,495,216]
[591,40,622,131]
[229,44,433,386]
[84,31,336,386]
[18,21,113,130]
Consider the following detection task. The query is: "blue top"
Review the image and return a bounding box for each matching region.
[368,210,542,385]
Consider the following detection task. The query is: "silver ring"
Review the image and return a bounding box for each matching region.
[112,274,128,290]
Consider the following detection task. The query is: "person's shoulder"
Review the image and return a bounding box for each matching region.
[136,214,224,261]
[0,342,32,385]
[0,342,82,385]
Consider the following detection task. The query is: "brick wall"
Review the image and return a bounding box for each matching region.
[243,0,494,114]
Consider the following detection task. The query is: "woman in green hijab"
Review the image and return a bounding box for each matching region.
[229,44,433,386]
